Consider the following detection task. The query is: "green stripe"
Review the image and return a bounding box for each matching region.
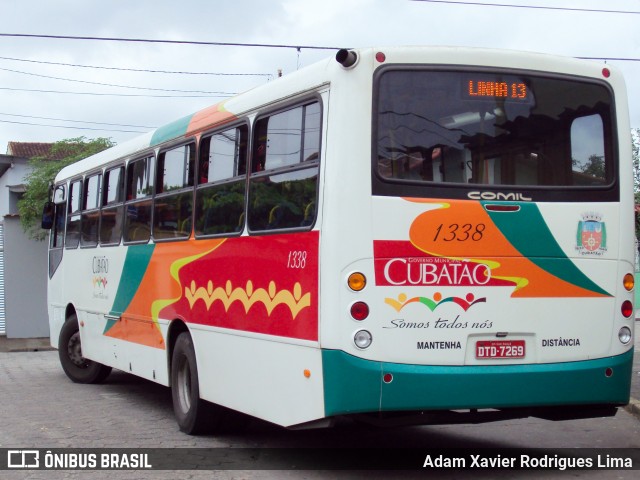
[322,349,632,416]
[150,114,194,146]
[322,349,382,415]
[484,202,610,296]
[105,244,155,333]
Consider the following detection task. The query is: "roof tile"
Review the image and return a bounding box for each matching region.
[6,142,68,160]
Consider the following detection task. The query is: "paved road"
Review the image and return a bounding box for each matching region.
[1,329,639,480]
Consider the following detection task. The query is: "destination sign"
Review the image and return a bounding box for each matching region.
[466,79,529,102]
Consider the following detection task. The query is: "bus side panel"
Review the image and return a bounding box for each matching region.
[48,245,69,348]
[194,327,325,427]
[105,233,320,343]
[48,257,66,349]
[79,232,321,403]
[56,245,172,383]
[81,311,170,385]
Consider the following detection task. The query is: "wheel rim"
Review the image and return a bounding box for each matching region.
[176,356,192,413]
[67,331,89,368]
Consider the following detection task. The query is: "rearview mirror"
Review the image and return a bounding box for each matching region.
[41,201,55,230]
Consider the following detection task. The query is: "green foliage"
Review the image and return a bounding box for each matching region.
[17,137,115,240]
[580,154,605,179]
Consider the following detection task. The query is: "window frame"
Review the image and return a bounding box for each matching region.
[100,164,125,247]
[195,121,249,239]
[153,141,196,242]
[65,177,83,249]
[123,154,156,245]
[80,170,103,248]
[247,97,322,234]
[49,183,67,250]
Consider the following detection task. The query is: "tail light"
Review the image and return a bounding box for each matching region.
[348,272,367,291]
[621,300,633,318]
[350,302,369,321]
[354,330,372,349]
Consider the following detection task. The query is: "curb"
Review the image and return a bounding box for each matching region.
[0,337,53,353]
[625,398,640,421]
[0,346,55,353]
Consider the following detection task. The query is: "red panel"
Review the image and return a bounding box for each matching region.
[161,232,319,341]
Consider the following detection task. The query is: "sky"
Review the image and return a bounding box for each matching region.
[1,0,639,153]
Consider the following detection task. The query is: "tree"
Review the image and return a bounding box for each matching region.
[580,154,605,179]
[17,137,115,240]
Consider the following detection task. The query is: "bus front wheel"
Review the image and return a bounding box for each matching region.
[58,314,112,384]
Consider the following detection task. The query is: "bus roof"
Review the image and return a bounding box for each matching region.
[54,56,334,182]
[54,46,619,183]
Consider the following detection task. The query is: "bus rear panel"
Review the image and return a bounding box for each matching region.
[324,49,634,424]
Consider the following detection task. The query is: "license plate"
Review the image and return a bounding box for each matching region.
[476,340,525,359]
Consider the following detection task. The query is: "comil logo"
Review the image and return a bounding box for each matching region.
[8,450,39,468]
[468,191,532,201]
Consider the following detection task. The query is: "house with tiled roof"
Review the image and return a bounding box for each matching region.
[6,142,71,161]
[8,142,52,159]
[1,142,58,203]
[0,142,54,339]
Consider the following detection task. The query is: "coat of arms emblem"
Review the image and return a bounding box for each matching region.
[576,213,607,255]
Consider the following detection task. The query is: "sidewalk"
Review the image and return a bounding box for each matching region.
[0,335,52,352]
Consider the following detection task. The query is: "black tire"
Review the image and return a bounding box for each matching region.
[58,314,112,384]
[171,332,249,435]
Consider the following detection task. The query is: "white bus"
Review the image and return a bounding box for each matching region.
[43,46,635,434]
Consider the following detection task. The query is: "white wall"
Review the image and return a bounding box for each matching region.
[0,156,29,218]
[3,216,49,338]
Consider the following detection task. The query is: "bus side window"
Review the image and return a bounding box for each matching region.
[65,179,82,249]
[124,156,154,243]
[81,172,102,247]
[248,101,321,232]
[100,165,124,246]
[195,125,248,237]
[153,143,195,241]
[50,184,66,249]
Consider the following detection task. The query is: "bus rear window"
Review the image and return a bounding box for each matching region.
[375,70,614,188]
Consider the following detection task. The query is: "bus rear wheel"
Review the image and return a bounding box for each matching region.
[58,314,112,384]
[171,332,248,435]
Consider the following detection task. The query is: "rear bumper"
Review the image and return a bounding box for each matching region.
[322,348,633,416]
